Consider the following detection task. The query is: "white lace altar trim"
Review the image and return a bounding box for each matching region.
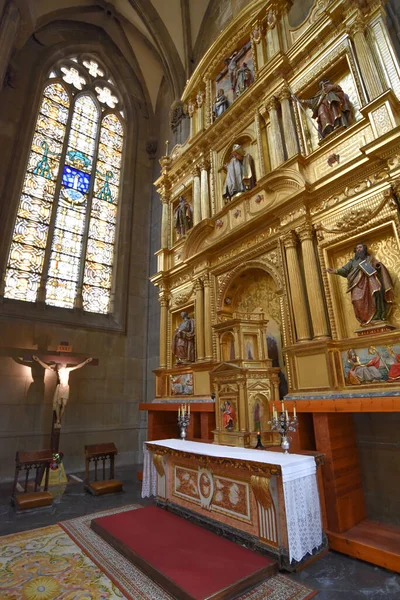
[141,443,156,498]
[284,473,322,563]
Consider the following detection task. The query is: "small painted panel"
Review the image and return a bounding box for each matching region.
[342,345,400,385]
[171,372,193,395]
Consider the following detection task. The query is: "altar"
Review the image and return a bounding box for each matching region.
[144,439,326,570]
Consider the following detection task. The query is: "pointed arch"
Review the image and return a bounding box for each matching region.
[3,54,125,314]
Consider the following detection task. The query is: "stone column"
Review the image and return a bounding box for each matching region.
[297,223,330,339]
[350,17,384,101]
[159,295,169,368]
[266,96,285,168]
[192,165,201,225]
[283,231,311,342]
[279,86,299,159]
[0,1,20,91]
[161,198,169,249]
[199,158,210,220]
[203,275,213,360]
[195,279,205,361]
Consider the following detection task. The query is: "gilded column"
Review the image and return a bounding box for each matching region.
[187,100,195,137]
[161,197,169,249]
[297,223,330,339]
[199,157,210,220]
[279,86,299,159]
[195,279,205,361]
[283,231,311,342]
[159,295,169,368]
[266,7,280,60]
[350,17,384,101]
[191,165,201,225]
[238,380,247,432]
[203,275,213,360]
[266,96,285,168]
[196,90,205,132]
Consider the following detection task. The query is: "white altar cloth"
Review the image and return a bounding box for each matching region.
[143,439,322,562]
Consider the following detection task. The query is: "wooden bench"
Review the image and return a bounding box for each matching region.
[84,442,123,495]
[12,449,53,510]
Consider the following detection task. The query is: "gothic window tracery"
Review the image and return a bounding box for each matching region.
[4,55,124,314]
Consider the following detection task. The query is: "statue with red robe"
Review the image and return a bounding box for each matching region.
[327,243,394,326]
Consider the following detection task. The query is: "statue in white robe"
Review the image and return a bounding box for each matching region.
[223,144,256,203]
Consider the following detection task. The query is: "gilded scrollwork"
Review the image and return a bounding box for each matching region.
[250,475,273,510]
[153,454,165,477]
[146,444,282,477]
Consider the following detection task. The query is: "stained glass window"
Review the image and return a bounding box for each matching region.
[4,56,124,314]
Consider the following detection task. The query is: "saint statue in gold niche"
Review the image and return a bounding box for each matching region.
[221,400,235,430]
[171,312,195,364]
[301,79,352,139]
[223,144,256,203]
[213,89,229,120]
[173,196,193,237]
[326,243,394,326]
[237,62,253,95]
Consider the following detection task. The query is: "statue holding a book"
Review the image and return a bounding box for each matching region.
[326,243,394,326]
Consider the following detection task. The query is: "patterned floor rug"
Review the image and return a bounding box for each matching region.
[0,504,317,599]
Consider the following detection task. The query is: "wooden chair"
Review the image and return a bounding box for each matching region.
[84,442,123,495]
[12,449,53,510]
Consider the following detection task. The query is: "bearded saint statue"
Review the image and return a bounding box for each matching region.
[171,312,195,363]
[326,243,394,326]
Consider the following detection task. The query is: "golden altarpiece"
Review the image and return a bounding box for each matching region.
[146,0,400,572]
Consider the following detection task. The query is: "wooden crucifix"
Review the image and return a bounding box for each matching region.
[23,352,98,452]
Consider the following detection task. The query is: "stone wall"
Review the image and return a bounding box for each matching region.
[0,23,154,480]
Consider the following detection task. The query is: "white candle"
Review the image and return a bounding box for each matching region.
[285,410,289,421]
[294,402,297,418]
[178,406,181,418]
[188,403,190,416]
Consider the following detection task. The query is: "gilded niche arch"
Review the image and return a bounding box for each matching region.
[217,259,283,311]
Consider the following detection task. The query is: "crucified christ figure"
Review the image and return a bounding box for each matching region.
[33,356,92,428]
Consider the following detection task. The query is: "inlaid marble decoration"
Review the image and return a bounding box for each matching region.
[174,466,200,501]
[212,475,251,520]
[342,344,400,385]
[174,465,250,520]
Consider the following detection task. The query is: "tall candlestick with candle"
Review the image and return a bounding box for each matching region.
[178,403,191,440]
[268,402,298,454]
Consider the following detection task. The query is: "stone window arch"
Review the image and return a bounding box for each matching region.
[3,54,125,314]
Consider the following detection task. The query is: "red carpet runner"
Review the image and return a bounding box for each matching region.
[91,505,277,600]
